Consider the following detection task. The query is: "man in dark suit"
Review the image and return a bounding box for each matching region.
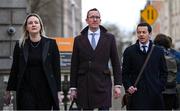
[70,8,122,110]
[122,22,168,110]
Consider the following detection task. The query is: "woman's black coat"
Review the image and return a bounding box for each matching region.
[6,36,61,109]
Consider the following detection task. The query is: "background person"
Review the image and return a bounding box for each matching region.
[154,33,177,110]
[4,13,61,110]
[167,36,180,109]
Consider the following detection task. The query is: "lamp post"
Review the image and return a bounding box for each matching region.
[70,0,77,37]
[7,26,16,59]
[62,75,70,110]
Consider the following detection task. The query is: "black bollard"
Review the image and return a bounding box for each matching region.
[62,75,70,110]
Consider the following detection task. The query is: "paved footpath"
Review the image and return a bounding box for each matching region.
[59,87,126,110]
[111,87,126,110]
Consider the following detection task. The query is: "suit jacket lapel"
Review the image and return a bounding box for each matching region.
[41,37,50,63]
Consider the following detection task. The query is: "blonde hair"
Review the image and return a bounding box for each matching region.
[19,13,46,47]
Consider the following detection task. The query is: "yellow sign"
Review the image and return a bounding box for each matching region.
[141,5,158,25]
[54,37,74,52]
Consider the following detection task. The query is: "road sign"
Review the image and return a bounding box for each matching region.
[54,37,74,52]
[53,37,74,74]
[141,5,158,25]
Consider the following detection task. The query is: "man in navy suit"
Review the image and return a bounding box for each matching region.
[70,8,122,110]
[122,22,168,110]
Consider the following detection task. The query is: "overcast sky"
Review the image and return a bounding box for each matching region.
[82,0,147,32]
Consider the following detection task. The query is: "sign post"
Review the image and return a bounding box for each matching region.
[54,37,74,110]
[54,37,74,74]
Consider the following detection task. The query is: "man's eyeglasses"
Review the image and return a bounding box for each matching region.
[88,16,100,19]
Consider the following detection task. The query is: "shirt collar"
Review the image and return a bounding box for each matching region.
[139,41,150,48]
[88,28,100,35]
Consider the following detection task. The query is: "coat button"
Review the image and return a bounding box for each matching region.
[50,74,54,78]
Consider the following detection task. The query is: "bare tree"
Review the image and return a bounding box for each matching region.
[27,0,52,13]
[103,23,124,58]
[27,0,63,37]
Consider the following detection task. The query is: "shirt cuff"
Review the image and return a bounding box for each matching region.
[114,85,122,88]
[70,87,77,91]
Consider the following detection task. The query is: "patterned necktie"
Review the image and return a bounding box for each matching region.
[91,33,96,50]
[142,45,147,53]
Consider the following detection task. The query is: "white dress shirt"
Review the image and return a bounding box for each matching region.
[88,28,100,47]
[139,41,150,52]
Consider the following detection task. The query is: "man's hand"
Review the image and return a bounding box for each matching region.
[114,87,121,99]
[58,91,63,103]
[127,86,137,94]
[4,91,11,105]
[70,89,77,101]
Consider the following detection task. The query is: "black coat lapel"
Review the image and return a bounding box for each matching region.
[147,41,153,53]
[41,37,50,62]
[23,40,29,63]
[80,34,94,52]
[94,33,106,54]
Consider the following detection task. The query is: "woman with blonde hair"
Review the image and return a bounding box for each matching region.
[4,13,61,110]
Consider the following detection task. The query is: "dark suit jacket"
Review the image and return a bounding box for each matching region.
[122,40,168,110]
[6,36,61,109]
[70,25,122,108]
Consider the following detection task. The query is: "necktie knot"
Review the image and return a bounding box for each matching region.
[142,45,147,53]
[91,33,96,50]
[91,33,96,37]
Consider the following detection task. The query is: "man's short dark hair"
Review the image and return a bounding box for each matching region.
[86,8,100,18]
[137,22,152,33]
